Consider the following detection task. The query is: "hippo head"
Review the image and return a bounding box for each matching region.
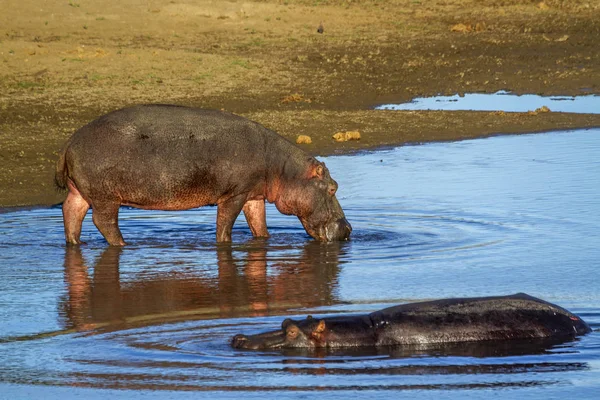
[231,316,327,350]
[273,159,351,242]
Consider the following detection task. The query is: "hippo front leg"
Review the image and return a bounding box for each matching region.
[243,200,269,238]
[216,195,247,242]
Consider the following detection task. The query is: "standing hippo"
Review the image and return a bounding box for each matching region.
[231,293,591,350]
[55,105,351,245]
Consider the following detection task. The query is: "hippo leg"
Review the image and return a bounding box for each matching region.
[62,184,91,245]
[216,195,248,242]
[243,200,270,238]
[91,201,126,246]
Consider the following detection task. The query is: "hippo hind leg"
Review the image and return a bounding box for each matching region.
[91,200,126,246]
[62,185,91,245]
[243,200,269,238]
[216,194,249,242]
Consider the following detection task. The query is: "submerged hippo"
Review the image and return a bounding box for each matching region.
[231,293,591,350]
[55,105,351,245]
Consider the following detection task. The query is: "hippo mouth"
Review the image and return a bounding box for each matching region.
[301,217,352,242]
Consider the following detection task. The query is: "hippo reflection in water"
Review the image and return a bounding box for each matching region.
[62,242,343,330]
[232,293,591,350]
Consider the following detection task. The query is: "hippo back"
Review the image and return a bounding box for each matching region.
[370,293,591,345]
[68,105,271,154]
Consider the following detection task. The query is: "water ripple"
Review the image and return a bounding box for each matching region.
[1,129,600,397]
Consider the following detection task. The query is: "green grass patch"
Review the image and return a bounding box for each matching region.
[231,59,252,69]
[248,38,265,47]
[90,74,116,81]
[192,73,212,83]
[17,81,42,89]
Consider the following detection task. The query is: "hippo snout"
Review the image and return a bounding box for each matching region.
[325,217,352,241]
[232,334,248,349]
[231,329,289,349]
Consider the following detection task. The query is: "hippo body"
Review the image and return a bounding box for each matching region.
[231,293,591,350]
[55,105,351,245]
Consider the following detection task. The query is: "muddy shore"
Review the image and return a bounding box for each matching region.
[1,0,599,207]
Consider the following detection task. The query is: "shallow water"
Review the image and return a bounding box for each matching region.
[1,129,599,399]
[376,91,600,113]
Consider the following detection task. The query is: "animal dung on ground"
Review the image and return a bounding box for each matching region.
[281,93,311,103]
[333,130,361,142]
[296,135,312,144]
[450,22,486,33]
[528,106,551,115]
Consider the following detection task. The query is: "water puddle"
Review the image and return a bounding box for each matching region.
[1,129,600,398]
[376,91,600,113]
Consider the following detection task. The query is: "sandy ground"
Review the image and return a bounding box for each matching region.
[1,0,600,206]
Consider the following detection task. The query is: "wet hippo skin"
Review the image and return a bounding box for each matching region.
[55,105,351,245]
[231,293,591,350]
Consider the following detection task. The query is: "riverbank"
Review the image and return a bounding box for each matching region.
[1,0,599,206]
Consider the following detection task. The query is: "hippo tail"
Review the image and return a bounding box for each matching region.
[54,147,69,191]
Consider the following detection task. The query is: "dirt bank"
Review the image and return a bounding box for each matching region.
[1,0,599,206]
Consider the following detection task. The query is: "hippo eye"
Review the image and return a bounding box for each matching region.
[282,318,293,329]
[287,326,299,339]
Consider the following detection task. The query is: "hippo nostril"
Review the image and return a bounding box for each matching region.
[323,218,352,241]
[339,218,352,238]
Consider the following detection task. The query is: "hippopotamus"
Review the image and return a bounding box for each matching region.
[231,293,591,350]
[55,105,351,245]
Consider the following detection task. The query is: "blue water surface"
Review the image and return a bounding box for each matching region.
[0,129,599,399]
[376,91,600,113]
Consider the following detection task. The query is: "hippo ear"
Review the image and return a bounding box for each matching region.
[316,165,323,177]
[311,319,327,341]
[314,319,326,333]
[309,163,324,179]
